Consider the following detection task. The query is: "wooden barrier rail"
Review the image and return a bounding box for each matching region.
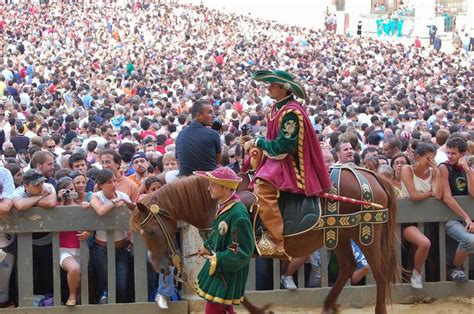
[0,196,473,312]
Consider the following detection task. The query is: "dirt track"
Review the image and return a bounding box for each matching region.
[257,297,474,313]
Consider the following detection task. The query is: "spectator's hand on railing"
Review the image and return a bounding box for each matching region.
[77,231,91,241]
[81,201,90,209]
[112,198,125,208]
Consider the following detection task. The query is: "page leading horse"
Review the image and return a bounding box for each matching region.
[131,169,399,314]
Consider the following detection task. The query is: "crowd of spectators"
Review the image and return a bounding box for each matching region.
[0,0,473,308]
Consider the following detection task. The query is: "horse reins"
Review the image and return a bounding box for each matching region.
[139,204,186,283]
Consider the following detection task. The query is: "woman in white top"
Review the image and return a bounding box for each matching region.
[89,169,131,304]
[401,142,442,289]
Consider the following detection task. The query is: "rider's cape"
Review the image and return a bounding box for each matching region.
[195,200,254,305]
[254,100,331,196]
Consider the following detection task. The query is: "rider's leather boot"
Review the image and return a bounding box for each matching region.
[254,179,285,256]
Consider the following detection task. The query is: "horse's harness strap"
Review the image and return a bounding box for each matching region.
[140,206,184,277]
[314,208,389,230]
[323,167,342,249]
[323,164,383,248]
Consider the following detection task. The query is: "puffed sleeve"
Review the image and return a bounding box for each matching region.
[256,111,299,157]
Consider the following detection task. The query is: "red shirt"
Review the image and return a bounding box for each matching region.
[234,102,243,114]
[140,130,157,140]
[60,231,80,249]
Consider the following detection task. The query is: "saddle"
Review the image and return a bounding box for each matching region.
[237,191,321,238]
[237,164,390,253]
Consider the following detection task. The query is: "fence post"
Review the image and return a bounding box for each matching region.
[17,233,33,307]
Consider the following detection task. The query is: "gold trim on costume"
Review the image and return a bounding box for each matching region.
[215,201,238,218]
[195,282,245,305]
[277,107,306,191]
[209,255,217,276]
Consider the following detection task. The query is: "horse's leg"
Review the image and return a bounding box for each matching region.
[356,238,387,314]
[323,236,356,314]
[241,296,273,314]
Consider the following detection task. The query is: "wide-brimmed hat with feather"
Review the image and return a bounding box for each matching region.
[252,70,307,100]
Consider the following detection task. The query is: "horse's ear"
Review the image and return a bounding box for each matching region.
[136,203,149,214]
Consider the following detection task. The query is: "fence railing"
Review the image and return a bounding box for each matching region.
[0,196,473,311]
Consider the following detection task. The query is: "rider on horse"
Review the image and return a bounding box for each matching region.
[248,70,332,257]
[194,167,255,314]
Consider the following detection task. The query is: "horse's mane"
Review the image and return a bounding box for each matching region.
[131,175,217,230]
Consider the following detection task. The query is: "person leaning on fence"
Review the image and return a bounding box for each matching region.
[89,168,132,304]
[11,169,57,296]
[400,142,442,289]
[0,167,15,308]
[98,149,140,202]
[194,167,254,314]
[0,167,14,217]
[439,137,474,283]
[56,176,91,306]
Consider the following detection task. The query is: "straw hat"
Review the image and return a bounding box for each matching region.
[194,167,242,190]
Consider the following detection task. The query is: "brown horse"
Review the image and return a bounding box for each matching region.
[131,169,399,314]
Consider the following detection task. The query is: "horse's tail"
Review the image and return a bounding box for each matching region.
[378,175,401,301]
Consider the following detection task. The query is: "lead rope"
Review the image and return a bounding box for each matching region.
[153,214,189,286]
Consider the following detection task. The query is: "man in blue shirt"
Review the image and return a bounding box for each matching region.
[175,100,222,176]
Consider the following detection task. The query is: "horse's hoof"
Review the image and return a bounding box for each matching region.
[322,305,340,314]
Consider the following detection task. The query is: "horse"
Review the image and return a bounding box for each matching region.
[131,168,399,314]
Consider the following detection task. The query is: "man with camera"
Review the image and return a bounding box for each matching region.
[175,99,222,176]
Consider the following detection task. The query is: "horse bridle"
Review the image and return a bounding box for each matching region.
[139,204,185,280]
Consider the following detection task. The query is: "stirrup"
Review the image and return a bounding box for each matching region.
[257,232,292,261]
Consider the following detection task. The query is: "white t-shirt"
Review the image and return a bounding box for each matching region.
[0,167,15,200]
[435,149,448,165]
[11,183,56,200]
[93,190,130,242]
[11,182,56,246]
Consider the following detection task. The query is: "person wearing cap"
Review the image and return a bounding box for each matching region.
[129,151,151,187]
[11,169,57,211]
[194,167,254,314]
[247,70,331,256]
[11,168,57,296]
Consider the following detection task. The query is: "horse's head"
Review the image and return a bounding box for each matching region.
[130,176,220,274]
[132,201,177,275]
